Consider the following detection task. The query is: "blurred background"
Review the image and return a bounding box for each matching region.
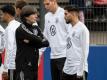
[0,0,107,45]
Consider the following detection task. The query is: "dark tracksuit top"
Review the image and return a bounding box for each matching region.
[15,22,49,73]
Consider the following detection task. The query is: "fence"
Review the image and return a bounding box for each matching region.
[85,1,107,45]
[0,0,107,45]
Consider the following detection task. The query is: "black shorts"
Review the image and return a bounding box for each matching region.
[62,72,83,80]
[50,57,66,80]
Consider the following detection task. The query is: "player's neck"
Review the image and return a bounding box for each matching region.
[7,17,14,24]
[71,18,79,27]
[52,4,58,14]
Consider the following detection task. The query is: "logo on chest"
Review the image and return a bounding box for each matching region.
[67,37,72,49]
[50,25,56,36]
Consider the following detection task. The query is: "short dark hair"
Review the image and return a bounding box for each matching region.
[20,5,37,22]
[64,5,79,13]
[0,5,15,16]
[15,0,27,9]
[21,5,37,17]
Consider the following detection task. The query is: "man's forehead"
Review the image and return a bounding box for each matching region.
[44,0,50,2]
[44,0,55,2]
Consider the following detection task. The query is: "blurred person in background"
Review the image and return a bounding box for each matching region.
[15,0,27,22]
[15,0,40,26]
[93,0,107,22]
[69,0,86,23]
[62,5,89,80]
[0,5,21,80]
[43,0,68,80]
[15,5,49,80]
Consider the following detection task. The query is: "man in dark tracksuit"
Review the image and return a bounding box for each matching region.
[15,5,49,80]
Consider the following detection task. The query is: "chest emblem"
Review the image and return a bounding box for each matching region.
[50,25,56,36]
[67,37,72,49]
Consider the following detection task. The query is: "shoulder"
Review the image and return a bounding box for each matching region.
[59,7,64,12]
[12,20,21,26]
[45,12,51,19]
[16,24,23,32]
[58,7,65,15]
[15,24,26,37]
[8,20,21,31]
[78,22,89,33]
[56,7,65,21]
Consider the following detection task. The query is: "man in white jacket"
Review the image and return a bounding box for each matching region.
[62,5,89,80]
[0,25,5,80]
[0,5,20,80]
[0,25,5,53]
[43,0,68,80]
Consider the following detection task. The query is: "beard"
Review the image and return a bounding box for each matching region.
[65,19,70,24]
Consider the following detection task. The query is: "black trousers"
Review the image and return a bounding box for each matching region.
[15,52,39,80]
[62,71,88,80]
[15,53,39,80]
[50,57,66,80]
[85,71,88,80]
[15,63,38,80]
[62,72,77,80]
